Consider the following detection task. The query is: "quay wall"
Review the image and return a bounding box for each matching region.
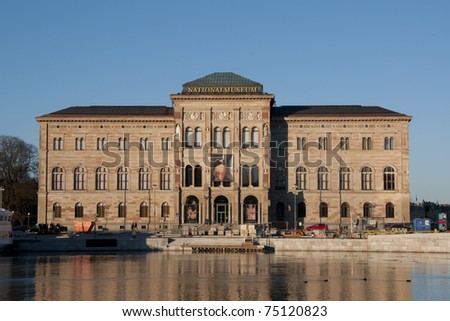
[13,233,168,252]
[271,233,450,253]
[10,233,450,253]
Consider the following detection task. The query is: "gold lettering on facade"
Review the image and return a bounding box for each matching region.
[186,86,260,94]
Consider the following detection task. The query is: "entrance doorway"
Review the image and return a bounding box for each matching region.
[214,196,229,224]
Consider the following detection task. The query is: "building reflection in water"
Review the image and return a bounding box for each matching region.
[1,252,449,301]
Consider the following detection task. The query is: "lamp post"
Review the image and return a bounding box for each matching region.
[319,182,323,224]
[152,184,157,233]
[204,195,209,225]
[27,212,30,227]
[148,186,151,231]
[293,185,298,230]
[123,182,127,231]
[0,186,4,209]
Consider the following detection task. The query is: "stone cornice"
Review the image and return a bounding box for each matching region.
[35,115,174,123]
[276,115,412,122]
[170,94,274,101]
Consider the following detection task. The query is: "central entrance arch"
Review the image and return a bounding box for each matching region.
[214,195,229,224]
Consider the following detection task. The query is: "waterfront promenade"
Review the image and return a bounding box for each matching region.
[166,233,450,253]
[10,232,450,253]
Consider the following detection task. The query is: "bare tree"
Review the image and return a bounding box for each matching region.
[0,135,38,224]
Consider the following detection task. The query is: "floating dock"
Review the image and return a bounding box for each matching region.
[190,240,274,253]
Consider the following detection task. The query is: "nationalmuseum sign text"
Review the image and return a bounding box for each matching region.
[184,86,262,94]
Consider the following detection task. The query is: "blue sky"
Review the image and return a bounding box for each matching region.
[1,0,449,203]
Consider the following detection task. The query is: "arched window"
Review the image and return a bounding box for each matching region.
[97,137,106,150]
[185,196,199,223]
[363,202,373,218]
[318,167,329,190]
[242,165,249,187]
[386,202,395,218]
[140,137,148,151]
[361,166,373,190]
[384,167,395,190]
[223,127,231,148]
[161,202,170,218]
[161,138,170,151]
[118,137,128,150]
[140,202,148,218]
[385,137,394,150]
[185,165,193,187]
[53,137,58,150]
[341,202,350,218]
[297,137,306,150]
[340,137,349,150]
[296,167,307,190]
[214,127,222,148]
[242,127,250,148]
[97,202,105,218]
[319,137,328,150]
[194,165,202,187]
[185,127,193,148]
[251,165,259,187]
[53,203,61,218]
[95,167,107,190]
[160,167,171,190]
[340,167,350,190]
[275,167,286,190]
[54,137,63,150]
[244,196,258,223]
[75,202,83,218]
[118,202,126,218]
[138,167,150,190]
[362,137,372,150]
[298,202,306,218]
[276,202,285,220]
[117,167,128,190]
[73,167,86,190]
[251,127,259,147]
[52,167,64,190]
[194,127,202,148]
[320,202,328,218]
[75,137,85,150]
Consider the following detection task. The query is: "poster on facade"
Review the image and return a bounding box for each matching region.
[184,204,198,223]
[211,154,233,183]
[245,203,257,223]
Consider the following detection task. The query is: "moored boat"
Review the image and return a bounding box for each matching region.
[0,208,13,251]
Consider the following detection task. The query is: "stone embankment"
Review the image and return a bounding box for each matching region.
[269,233,450,253]
[12,232,167,252]
[167,233,450,253]
[10,232,450,253]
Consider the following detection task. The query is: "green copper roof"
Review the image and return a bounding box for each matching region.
[182,72,263,94]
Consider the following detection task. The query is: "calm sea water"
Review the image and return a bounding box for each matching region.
[0,251,449,301]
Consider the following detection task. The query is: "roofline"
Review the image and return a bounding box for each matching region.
[271,114,413,122]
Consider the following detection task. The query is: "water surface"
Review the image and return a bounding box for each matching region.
[0,251,449,301]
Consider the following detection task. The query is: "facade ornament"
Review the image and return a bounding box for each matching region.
[190,112,198,120]
[218,111,226,120]
[263,123,269,137]
[175,124,181,140]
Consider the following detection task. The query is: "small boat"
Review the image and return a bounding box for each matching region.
[0,208,13,252]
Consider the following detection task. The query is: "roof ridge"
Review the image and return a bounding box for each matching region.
[184,72,261,86]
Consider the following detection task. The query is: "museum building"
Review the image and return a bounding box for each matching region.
[36,72,412,233]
